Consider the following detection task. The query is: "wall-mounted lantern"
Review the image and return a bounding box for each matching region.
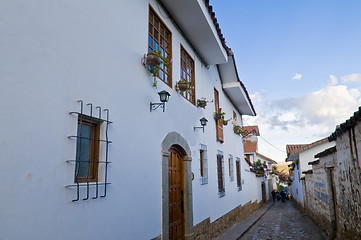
[150,90,171,112]
[193,117,208,133]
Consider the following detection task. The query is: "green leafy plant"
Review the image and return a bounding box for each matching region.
[175,79,194,93]
[147,50,172,88]
[222,118,232,126]
[197,98,208,109]
[233,124,245,136]
[214,108,225,120]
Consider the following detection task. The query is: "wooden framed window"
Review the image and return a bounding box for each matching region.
[228,155,234,182]
[217,151,225,197]
[180,46,195,104]
[233,111,237,125]
[199,144,208,185]
[236,157,242,191]
[75,115,101,183]
[214,89,223,143]
[148,6,172,87]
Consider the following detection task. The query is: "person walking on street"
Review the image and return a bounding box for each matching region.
[280,190,286,203]
[271,190,276,202]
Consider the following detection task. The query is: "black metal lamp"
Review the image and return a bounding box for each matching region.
[150,90,171,112]
[194,117,208,133]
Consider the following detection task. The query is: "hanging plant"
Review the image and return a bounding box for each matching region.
[233,125,245,136]
[146,50,172,88]
[197,98,208,109]
[214,108,225,120]
[175,79,194,93]
[222,118,232,126]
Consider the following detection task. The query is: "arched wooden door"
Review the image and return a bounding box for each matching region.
[168,146,185,240]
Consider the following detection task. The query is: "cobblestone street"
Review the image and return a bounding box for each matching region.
[239,200,328,240]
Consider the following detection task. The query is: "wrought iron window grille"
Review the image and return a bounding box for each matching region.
[66,100,112,202]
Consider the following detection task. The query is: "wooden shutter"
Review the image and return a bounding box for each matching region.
[214,89,223,143]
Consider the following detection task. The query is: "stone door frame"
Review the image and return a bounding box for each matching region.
[161,132,194,240]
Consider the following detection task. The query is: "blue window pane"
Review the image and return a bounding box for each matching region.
[75,124,92,178]
[149,35,153,47]
[154,41,158,50]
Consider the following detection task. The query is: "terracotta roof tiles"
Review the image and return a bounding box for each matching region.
[204,0,230,54]
[286,137,329,157]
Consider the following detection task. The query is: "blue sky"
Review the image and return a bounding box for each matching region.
[212,0,361,161]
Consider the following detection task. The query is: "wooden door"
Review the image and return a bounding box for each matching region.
[261,182,266,203]
[168,147,184,240]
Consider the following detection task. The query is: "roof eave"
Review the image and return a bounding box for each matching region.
[159,0,228,65]
[218,54,256,116]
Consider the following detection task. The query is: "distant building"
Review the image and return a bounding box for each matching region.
[243,126,277,202]
[286,139,335,208]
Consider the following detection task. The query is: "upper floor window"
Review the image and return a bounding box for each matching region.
[214,88,223,143]
[148,7,172,87]
[179,46,195,104]
[233,111,237,125]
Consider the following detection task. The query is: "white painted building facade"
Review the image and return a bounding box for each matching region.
[288,140,335,208]
[0,1,263,239]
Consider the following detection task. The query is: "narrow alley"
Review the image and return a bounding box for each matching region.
[239,201,327,240]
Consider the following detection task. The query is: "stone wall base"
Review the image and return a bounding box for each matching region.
[193,200,262,240]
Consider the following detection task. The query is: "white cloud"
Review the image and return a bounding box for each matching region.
[292,73,302,81]
[244,84,361,162]
[341,73,361,83]
[328,74,338,85]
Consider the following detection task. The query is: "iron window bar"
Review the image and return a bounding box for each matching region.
[66,100,112,202]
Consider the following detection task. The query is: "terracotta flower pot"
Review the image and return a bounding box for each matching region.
[178,83,188,92]
[146,54,161,68]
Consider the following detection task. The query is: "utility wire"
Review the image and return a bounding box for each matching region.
[243,118,286,153]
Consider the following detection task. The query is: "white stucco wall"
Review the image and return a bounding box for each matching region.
[291,141,335,207]
[0,1,260,239]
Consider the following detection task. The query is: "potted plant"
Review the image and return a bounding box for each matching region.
[146,52,161,68]
[197,98,207,109]
[233,125,244,136]
[175,79,193,93]
[222,118,232,126]
[146,50,172,88]
[214,108,225,120]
